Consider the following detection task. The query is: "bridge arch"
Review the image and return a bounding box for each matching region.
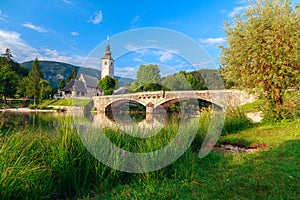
[156,97,222,111]
[105,99,146,113]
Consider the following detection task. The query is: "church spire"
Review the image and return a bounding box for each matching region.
[101,36,114,79]
[103,36,112,58]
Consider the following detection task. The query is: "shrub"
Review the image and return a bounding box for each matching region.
[223,108,253,134]
[28,104,38,109]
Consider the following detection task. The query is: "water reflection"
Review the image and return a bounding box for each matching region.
[1,107,199,138]
[92,112,167,136]
[0,111,64,135]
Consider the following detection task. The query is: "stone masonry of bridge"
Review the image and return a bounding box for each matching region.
[93,90,255,114]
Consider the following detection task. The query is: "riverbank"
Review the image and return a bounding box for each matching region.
[0,109,299,199]
[0,107,57,112]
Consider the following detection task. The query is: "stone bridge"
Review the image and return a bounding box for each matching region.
[93,90,255,114]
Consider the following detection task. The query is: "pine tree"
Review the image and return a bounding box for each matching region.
[26,58,43,105]
[58,79,66,89]
[66,73,72,83]
[72,66,77,79]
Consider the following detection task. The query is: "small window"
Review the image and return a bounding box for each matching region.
[104,61,107,65]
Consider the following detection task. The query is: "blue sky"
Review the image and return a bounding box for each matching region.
[0,0,250,77]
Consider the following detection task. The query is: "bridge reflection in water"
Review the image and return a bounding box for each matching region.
[71,103,201,138]
[93,111,168,134]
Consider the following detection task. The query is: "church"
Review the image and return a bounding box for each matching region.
[58,41,115,98]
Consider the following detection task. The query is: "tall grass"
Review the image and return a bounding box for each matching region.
[0,108,254,199]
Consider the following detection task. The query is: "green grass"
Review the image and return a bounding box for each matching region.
[40,99,92,107]
[239,99,263,113]
[101,120,300,199]
[0,111,299,199]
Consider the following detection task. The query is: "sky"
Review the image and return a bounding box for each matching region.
[0,0,251,78]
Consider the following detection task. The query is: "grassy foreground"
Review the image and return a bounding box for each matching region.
[0,111,299,199]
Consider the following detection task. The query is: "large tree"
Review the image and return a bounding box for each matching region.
[0,49,27,101]
[220,0,300,121]
[58,79,66,89]
[162,71,207,91]
[39,79,52,101]
[0,50,28,77]
[131,64,162,91]
[0,64,18,102]
[2,48,13,60]
[71,66,77,79]
[25,58,43,105]
[98,75,118,95]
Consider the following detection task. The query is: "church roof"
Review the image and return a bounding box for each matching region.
[60,79,87,93]
[61,79,75,92]
[80,73,99,88]
[74,80,87,93]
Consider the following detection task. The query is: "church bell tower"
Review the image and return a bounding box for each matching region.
[101,37,114,79]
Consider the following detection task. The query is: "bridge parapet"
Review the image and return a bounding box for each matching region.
[92,90,255,113]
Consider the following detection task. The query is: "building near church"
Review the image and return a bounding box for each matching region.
[58,73,102,98]
[57,40,115,98]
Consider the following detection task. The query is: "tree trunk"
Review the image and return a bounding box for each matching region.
[274,88,283,107]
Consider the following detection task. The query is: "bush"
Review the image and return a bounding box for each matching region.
[223,108,253,134]
[28,104,38,109]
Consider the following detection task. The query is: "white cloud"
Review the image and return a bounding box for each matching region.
[236,0,248,4]
[133,57,144,63]
[220,9,227,14]
[115,66,137,77]
[62,0,72,4]
[0,29,85,66]
[228,6,247,18]
[124,43,137,51]
[124,43,179,65]
[71,32,78,36]
[199,37,226,46]
[0,29,39,61]
[193,60,214,69]
[23,22,47,33]
[0,10,7,22]
[90,10,103,24]
[154,51,173,63]
[0,29,20,41]
[41,48,85,65]
[130,15,141,28]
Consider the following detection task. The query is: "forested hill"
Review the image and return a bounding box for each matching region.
[20,60,222,89]
[21,61,134,88]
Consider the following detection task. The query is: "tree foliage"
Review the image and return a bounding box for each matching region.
[0,65,18,102]
[0,49,27,101]
[220,0,300,121]
[131,64,161,91]
[25,58,43,105]
[98,75,118,95]
[2,48,13,60]
[162,71,208,90]
[66,73,72,84]
[58,79,66,89]
[72,66,77,79]
[39,79,52,100]
[0,52,28,77]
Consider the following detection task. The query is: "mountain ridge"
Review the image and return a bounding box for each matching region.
[21,60,134,88]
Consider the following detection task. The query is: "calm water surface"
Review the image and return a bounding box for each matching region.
[1,111,196,136]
